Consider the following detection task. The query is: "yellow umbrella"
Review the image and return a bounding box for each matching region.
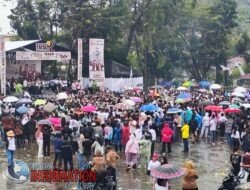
[182,81,192,87]
[34,99,47,106]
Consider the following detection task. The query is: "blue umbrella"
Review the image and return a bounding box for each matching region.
[16,105,29,114]
[167,108,183,114]
[177,93,192,99]
[158,81,173,86]
[199,81,210,87]
[140,104,160,112]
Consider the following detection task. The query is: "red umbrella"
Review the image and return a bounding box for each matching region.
[132,88,141,92]
[224,108,241,113]
[149,92,160,97]
[48,117,61,125]
[81,105,97,112]
[204,105,222,112]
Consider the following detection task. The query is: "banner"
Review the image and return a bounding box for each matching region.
[77,38,83,81]
[0,36,6,95]
[6,60,41,80]
[16,51,71,61]
[89,38,105,88]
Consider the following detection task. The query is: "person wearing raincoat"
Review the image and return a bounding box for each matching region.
[125,134,140,171]
[139,133,152,169]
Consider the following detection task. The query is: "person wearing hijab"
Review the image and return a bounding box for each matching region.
[125,134,139,171]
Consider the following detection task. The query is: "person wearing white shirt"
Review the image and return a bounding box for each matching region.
[6,130,16,177]
[231,127,241,148]
[149,125,157,156]
[201,112,210,138]
[147,153,161,188]
[134,126,143,141]
[209,115,217,145]
[219,113,228,139]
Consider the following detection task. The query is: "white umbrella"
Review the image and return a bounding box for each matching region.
[3,96,19,103]
[57,92,68,100]
[231,91,245,98]
[176,86,188,91]
[198,89,207,92]
[124,99,136,106]
[210,84,222,90]
[234,86,247,93]
[241,104,250,109]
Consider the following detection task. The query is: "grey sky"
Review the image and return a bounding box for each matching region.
[0,0,16,34]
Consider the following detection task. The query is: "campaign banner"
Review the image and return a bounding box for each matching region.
[77,38,83,81]
[16,51,71,61]
[6,60,41,80]
[89,38,105,88]
[0,36,6,95]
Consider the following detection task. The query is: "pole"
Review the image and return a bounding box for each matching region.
[0,35,6,96]
[77,38,83,85]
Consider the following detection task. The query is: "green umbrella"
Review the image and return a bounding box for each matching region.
[230,104,240,109]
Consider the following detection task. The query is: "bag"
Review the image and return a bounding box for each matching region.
[238,167,249,184]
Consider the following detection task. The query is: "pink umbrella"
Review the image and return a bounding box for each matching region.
[81,105,97,112]
[48,117,61,125]
[130,97,142,103]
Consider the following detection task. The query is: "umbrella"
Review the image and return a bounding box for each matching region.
[204,105,222,112]
[3,96,19,103]
[176,86,188,91]
[198,89,207,92]
[232,97,243,102]
[224,108,241,113]
[34,99,47,106]
[48,117,61,125]
[175,99,187,104]
[16,105,29,114]
[57,92,68,100]
[177,93,192,99]
[149,92,160,97]
[234,87,247,93]
[115,103,131,110]
[229,104,240,109]
[37,119,52,125]
[199,100,213,106]
[132,88,141,92]
[16,98,32,105]
[210,84,222,90]
[199,81,210,87]
[130,97,142,103]
[231,91,245,98]
[182,81,194,87]
[81,105,97,112]
[219,101,231,106]
[123,99,136,106]
[241,104,250,109]
[43,103,56,113]
[167,108,183,114]
[140,104,160,112]
[151,164,186,179]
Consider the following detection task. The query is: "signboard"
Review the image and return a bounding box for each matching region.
[89,38,105,88]
[6,60,41,80]
[0,36,6,95]
[77,38,83,81]
[16,51,71,61]
[36,41,55,52]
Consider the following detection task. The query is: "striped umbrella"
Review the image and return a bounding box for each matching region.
[151,164,186,179]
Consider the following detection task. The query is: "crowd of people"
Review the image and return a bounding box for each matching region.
[0,83,250,190]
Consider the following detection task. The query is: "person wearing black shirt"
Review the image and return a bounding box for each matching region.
[42,125,53,158]
[27,115,36,143]
[82,135,93,163]
[61,134,73,171]
[230,147,242,176]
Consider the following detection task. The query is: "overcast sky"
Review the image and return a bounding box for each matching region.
[0,0,16,34]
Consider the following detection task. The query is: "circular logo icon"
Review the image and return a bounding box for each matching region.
[6,160,30,183]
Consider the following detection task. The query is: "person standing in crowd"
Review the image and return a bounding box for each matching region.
[147,153,161,178]
[134,124,143,141]
[209,114,217,146]
[91,150,105,172]
[61,134,73,171]
[201,112,210,140]
[104,122,113,146]
[94,121,104,140]
[189,115,198,143]
[174,113,182,141]
[182,160,199,190]
[27,115,37,143]
[77,134,85,169]
[82,135,93,163]
[14,120,24,148]
[181,120,190,153]
[6,130,16,174]
[241,127,250,153]
[53,132,62,170]
[219,113,228,141]
[121,122,130,152]
[139,133,152,169]
[231,127,241,149]
[43,125,53,158]
[125,134,139,171]
[149,125,157,157]
[113,123,122,152]
[92,134,104,155]
[225,115,234,146]
[36,125,43,158]
[230,147,241,176]
[71,127,80,156]
[161,123,174,154]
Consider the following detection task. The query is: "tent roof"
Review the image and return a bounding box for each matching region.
[5,40,40,52]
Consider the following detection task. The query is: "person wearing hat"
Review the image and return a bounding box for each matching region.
[147,153,161,187]
[182,160,199,190]
[6,130,16,169]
